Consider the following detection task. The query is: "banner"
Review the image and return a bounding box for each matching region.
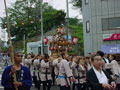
[104,33,120,41]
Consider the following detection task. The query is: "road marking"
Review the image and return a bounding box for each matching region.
[0,86,3,88]
[0,75,1,81]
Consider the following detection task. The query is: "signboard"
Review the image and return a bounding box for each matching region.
[101,44,120,54]
[103,33,120,41]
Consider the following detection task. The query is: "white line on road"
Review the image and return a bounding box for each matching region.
[0,86,3,88]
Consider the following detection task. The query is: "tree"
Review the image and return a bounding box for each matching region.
[69,17,80,25]
[71,0,82,10]
[69,23,84,55]
[0,0,66,41]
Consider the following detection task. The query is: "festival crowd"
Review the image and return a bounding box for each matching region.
[1,51,120,90]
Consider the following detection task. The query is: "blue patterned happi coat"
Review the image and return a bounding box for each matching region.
[1,65,32,90]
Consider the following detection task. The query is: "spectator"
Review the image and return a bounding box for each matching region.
[87,54,116,90]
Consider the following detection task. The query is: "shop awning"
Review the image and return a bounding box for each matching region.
[101,44,120,54]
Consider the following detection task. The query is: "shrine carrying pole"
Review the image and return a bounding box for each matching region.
[4,0,18,90]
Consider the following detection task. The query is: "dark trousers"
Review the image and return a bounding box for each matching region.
[51,67,55,85]
[36,80,41,90]
[117,84,120,90]
[60,85,70,90]
[4,60,8,66]
[82,83,87,90]
[42,80,52,90]
[32,76,37,88]
[72,83,88,90]
[72,83,82,90]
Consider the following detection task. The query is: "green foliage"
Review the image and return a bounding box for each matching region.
[69,24,84,55]
[71,0,82,10]
[69,17,80,25]
[68,49,76,56]
[43,10,66,32]
[0,0,66,42]
[1,47,9,53]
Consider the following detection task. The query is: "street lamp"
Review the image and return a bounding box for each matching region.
[66,0,69,25]
[40,0,44,55]
[66,0,69,41]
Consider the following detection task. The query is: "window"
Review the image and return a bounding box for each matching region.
[85,0,89,5]
[86,21,90,33]
[102,17,120,30]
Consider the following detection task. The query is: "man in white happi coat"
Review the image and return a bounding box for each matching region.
[52,56,62,77]
[57,53,73,90]
[33,57,41,90]
[40,54,52,90]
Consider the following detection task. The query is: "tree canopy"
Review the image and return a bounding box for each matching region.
[0,0,66,41]
[71,0,82,10]
[69,23,84,55]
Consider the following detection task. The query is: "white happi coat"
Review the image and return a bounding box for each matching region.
[33,59,41,81]
[57,59,73,86]
[24,58,32,68]
[40,60,52,81]
[24,58,34,76]
[106,60,120,84]
[52,59,60,76]
[71,61,86,84]
[71,61,78,83]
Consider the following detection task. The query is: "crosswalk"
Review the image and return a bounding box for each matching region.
[0,62,4,89]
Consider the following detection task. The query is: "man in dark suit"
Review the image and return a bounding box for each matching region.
[87,54,116,90]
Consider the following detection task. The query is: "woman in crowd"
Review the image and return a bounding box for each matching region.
[24,54,36,87]
[84,56,91,71]
[79,57,87,90]
[71,56,88,90]
[108,54,120,90]
[24,54,32,69]
[71,56,81,90]
[1,51,32,90]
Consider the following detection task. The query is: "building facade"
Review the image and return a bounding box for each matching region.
[27,36,52,55]
[0,28,8,46]
[82,0,120,55]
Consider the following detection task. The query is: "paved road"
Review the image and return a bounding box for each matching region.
[0,61,60,90]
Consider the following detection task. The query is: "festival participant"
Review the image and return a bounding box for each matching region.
[52,55,62,84]
[40,54,52,90]
[1,51,32,90]
[24,54,36,87]
[33,54,42,90]
[57,53,74,90]
[71,56,81,90]
[24,54,32,69]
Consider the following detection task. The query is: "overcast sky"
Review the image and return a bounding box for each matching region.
[0,0,82,18]
[0,0,82,39]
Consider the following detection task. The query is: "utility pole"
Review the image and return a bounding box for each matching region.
[66,0,69,40]
[40,0,44,55]
[24,34,25,53]
[66,0,69,25]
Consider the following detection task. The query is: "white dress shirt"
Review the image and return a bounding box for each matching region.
[104,58,109,64]
[93,67,108,84]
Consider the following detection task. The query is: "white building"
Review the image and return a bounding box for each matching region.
[27,36,53,55]
[0,27,8,46]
